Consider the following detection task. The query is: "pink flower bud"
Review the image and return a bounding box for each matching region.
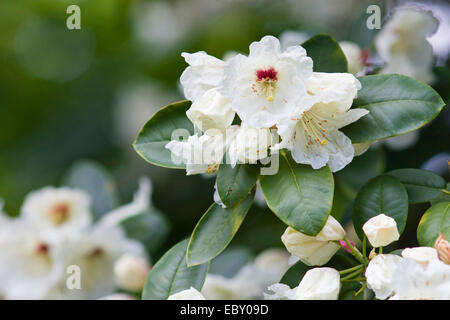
[339,240,356,253]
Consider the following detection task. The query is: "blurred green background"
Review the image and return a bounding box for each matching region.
[0,0,448,257]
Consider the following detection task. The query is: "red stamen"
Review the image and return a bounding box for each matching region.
[256,67,278,81]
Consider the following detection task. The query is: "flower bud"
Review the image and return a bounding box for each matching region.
[114,254,151,292]
[401,247,438,265]
[435,233,450,265]
[168,287,205,300]
[365,254,403,300]
[362,214,399,247]
[186,88,235,131]
[295,268,340,300]
[281,216,345,266]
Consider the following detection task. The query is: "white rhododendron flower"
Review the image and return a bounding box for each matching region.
[274,72,368,172]
[46,225,145,299]
[339,41,365,75]
[266,267,340,300]
[365,254,403,300]
[114,253,151,292]
[186,88,235,131]
[281,215,345,266]
[227,125,276,167]
[0,220,66,299]
[180,52,226,101]
[390,250,450,300]
[166,129,233,175]
[219,35,313,128]
[20,187,91,233]
[362,214,400,248]
[375,6,439,84]
[168,287,206,300]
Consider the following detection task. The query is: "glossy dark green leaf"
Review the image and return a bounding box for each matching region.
[62,160,119,219]
[353,175,408,240]
[385,169,447,204]
[343,74,445,143]
[208,247,253,278]
[417,201,450,247]
[120,209,170,255]
[187,189,255,266]
[260,153,334,236]
[133,100,194,169]
[302,34,348,72]
[216,164,259,207]
[142,239,209,300]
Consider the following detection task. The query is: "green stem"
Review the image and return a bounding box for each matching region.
[362,235,367,264]
[341,278,365,283]
[354,282,367,297]
[441,189,450,195]
[339,264,364,275]
[344,237,365,264]
[379,246,383,254]
[340,269,363,282]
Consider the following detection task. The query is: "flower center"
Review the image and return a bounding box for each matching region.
[49,202,70,226]
[301,111,328,146]
[254,67,278,102]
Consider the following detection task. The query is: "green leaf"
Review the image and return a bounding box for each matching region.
[62,160,119,219]
[187,189,255,266]
[216,164,259,207]
[343,74,445,143]
[133,100,194,169]
[337,148,386,197]
[353,175,409,241]
[142,239,209,300]
[431,183,450,205]
[208,247,253,278]
[260,153,334,236]
[417,201,450,247]
[120,209,170,255]
[385,169,447,204]
[302,34,348,73]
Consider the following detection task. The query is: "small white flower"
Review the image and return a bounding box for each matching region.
[114,253,151,292]
[180,51,226,101]
[20,187,91,233]
[281,216,345,266]
[274,72,368,172]
[219,35,313,128]
[168,287,206,300]
[227,125,276,167]
[362,214,400,248]
[375,6,439,84]
[295,267,340,300]
[339,41,365,76]
[186,88,235,131]
[365,254,403,300]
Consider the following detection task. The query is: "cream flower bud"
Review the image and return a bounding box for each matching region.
[281,216,345,266]
[401,247,438,265]
[295,267,340,300]
[365,254,403,300]
[168,287,206,300]
[362,214,400,247]
[435,233,450,265]
[114,254,151,292]
[186,88,235,131]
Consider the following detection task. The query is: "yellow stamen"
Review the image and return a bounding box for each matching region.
[267,96,274,102]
